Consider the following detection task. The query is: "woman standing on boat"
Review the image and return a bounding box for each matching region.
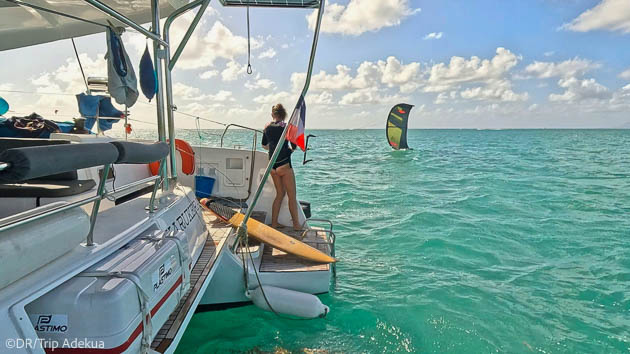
[262,103,301,231]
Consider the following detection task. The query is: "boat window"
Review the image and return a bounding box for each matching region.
[226,158,243,170]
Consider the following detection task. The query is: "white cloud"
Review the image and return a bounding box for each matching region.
[423,32,443,40]
[253,91,294,105]
[200,70,219,79]
[281,44,289,49]
[258,48,277,59]
[378,56,422,93]
[619,67,630,80]
[291,56,422,93]
[291,64,354,91]
[460,80,529,102]
[562,0,630,33]
[221,61,247,82]
[435,91,457,104]
[307,0,420,36]
[173,82,205,101]
[245,78,275,90]
[177,21,261,70]
[206,90,234,102]
[308,91,334,105]
[339,88,408,105]
[424,47,520,92]
[524,58,599,79]
[549,77,610,102]
[544,51,555,57]
[173,83,234,102]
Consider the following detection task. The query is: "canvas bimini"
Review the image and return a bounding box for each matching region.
[0,0,336,352]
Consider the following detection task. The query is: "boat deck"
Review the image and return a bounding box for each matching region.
[259,227,331,272]
[151,209,332,351]
[150,215,231,352]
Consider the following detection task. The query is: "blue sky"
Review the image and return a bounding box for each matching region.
[1,0,630,130]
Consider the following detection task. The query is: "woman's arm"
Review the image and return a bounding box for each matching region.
[261,126,269,150]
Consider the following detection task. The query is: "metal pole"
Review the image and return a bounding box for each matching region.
[163,0,211,182]
[152,0,169,191]
[87,164,111,246]
[235,0,325,244]
[166,0,211,71]
[83,0,168,47]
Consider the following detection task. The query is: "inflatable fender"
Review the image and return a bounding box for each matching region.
[246,285,329,319]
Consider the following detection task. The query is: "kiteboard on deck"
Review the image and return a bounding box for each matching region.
[201,199,336,264]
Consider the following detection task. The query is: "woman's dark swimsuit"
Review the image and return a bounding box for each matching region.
[262,121,297,170]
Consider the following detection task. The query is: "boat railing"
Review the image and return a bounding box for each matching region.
[220,124,263,198]
[300,218,337,275]
[0,142,168,246]
[220,124,263,149]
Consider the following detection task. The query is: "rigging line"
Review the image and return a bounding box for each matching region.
[246,6,252,75]
[71,38,90,93]
[175,110,228,127]
[5,0,109,29]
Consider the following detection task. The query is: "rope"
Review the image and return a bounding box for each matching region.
[71,38,89,93]
[244,241,315,321]
[175,111,227,127]
[246,6,253,75]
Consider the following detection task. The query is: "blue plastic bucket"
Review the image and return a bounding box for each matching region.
[195,176,215,198]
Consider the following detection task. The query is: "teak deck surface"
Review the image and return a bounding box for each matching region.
[259,227,331,272]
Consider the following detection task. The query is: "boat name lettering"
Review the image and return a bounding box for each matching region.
[32,314,68,333]
[165,200,201,233]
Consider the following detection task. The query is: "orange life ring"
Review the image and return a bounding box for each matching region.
[149,139,195,175]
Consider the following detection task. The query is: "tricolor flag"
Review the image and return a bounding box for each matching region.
[286,95,307,151]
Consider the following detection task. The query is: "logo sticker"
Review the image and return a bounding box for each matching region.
[152,256,176,292]
[32,314,68,333]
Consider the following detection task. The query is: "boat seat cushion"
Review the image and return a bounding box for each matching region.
[110,141,169,164]
[0,143,118,182]
[0,179,96,198]
[0,138,77,180]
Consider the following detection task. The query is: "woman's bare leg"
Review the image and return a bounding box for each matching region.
[270,169,285,228]
[277,165,301,230]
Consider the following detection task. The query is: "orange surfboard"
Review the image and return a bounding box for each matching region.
[201,199,336,264]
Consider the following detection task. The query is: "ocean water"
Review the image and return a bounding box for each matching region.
[169,129,630,353]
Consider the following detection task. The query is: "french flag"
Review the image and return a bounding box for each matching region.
[286,95,307,151]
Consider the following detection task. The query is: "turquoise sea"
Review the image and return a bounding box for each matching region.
[167,129,630,353]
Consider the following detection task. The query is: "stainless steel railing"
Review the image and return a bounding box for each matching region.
[0,162,164,246]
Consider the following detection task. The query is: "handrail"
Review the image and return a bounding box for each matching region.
[105,174,160,200]
[220,124,263,147]
[236,0,325,241]
[0,164,165,245]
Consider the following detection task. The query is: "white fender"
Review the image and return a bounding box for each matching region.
[246,285,329,319]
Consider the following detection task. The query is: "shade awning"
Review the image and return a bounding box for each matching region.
[219,0,319,8]
[0,0,189,52]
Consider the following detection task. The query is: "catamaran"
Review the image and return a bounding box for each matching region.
[0,0,337,352]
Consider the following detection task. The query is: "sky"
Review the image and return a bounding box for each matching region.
[1,0,630,131]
